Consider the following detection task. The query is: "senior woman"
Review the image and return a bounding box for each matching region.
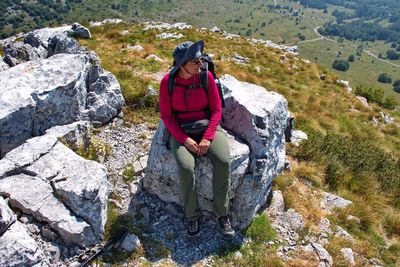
[159,40,234,239]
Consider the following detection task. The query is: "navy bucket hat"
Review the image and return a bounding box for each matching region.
[170,40,204,75]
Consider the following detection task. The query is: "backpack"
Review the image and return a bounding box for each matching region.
[167,54,225,112]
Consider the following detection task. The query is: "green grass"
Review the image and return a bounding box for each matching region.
[245,213,276,243]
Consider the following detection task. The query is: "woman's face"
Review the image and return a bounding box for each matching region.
[183,57,203,73]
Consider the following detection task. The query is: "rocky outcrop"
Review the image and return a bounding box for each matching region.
[0,52,124,157]
[0,122,110,246]
[144,74,288,230]
[0,197,15,235]
[0,220,49,266]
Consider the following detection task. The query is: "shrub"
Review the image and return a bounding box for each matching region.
[355,86,384,104]
[386,49,400,60]
[348,54,355,62]
[378,73,392,83]
[384,210,400,236]
[332,59,349,71]
[382,97,398,110]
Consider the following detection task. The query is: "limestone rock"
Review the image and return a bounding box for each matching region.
[70,23,91,39]
[90,19,123,27]
[0,196,16,235]
[340,247,356,266]
[0,125,111,246]
[290,130,308,146]
[0,174,97,246]
[0,53,124,157]
[24,25,74,49]
[127,44,144,51]
[144,123,250,227]
[3,42,47,66]
[320,192,352,211]
[0,57,9,71]
[156,33,185,39]
[48,33,84,56]
[311,242,333,267]
[220,74,287,179]
[26,141,110,239]
[0,221,49,266]
[120,233,141,252]
[144,74,288,230]
[266,190,285,217]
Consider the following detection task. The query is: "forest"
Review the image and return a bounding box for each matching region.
[299,0,400,44]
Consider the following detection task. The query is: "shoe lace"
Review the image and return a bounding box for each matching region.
[189,220,198,232]
[220,216,231,228]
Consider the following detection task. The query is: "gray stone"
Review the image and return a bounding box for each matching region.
[272,209,304,241]
[0,53,124,157]
[0,220,49,266]
[144,74,288,230]
[290,130,308,146]
[42,227,57,241]
[266,190,285,217]
[145,54,164,62]
[120,233,141,252]
[133,155,148,176]
[311,242,333,267]
[23,139,110,240]
[127,44,144,51]
[3,42,47,66]
[340,248,355,266]
[335,226,354,240]
[320,192,352,211]
[47,33,84,56]
[0,196,16,235]
[346,215,360,223]
[140,207,150,223]
[0,174,97,246]
[0,57,9,71]
[90,19,124,27]
[69,23,91,39]
[24,25,71,49]
[20,214,32,224]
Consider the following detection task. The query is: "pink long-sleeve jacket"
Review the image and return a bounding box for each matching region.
[159,71,222,144]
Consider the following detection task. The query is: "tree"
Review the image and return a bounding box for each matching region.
[348,54,355,62]
[332,59,349,71]
[378,73,392,83]
[386,50,400,60]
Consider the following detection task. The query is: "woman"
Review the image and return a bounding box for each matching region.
[159,40,235,239]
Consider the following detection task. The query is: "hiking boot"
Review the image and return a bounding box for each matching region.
[218,216,235,239]
[187,219,200,238]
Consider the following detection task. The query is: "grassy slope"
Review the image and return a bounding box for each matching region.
[2,0,399,100]
[79,22,400,266]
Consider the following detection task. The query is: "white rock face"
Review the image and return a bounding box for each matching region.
[0,123,110,246]
[144,74,288,229]
[0,53,124,157]
[0,221,49,266]
[320,192,352,211]
[0,58,9,71]
[341,248,356,266]
[290,130,308,146]
[0,196,16,235]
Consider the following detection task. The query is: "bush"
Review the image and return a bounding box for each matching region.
[348,54,355,62]
[382,97,398,109]
[332,59,349,71]
[378,73,392,83]
[355,86,384,104]
[386,50,400,60]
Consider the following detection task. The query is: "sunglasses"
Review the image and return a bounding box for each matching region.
[187,57,203,64]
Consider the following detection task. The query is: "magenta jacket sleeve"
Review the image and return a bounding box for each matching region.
[159,74,189,144]
[202,71,222,141]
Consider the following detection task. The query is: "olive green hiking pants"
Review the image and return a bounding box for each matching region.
[170,126,230,222]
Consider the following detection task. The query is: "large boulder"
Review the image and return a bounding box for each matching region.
[0,122,110,246]
[144,74,288,230]
[0,220,49,266]
[0,53,124,157]
[0,196,16,235]
[0,57,9,72]
[3,42,47,66]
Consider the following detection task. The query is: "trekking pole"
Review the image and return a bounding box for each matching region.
[79,228,128,267]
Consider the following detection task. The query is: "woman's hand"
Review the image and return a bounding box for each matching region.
[197,138,210,156]
[184,138,199,154]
